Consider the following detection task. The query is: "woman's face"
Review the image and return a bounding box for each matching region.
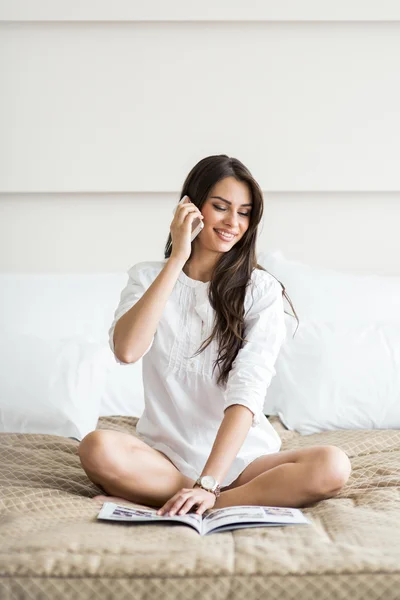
[198,177,252,250]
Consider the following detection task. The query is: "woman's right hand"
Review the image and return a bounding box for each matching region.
[170,195,204,263]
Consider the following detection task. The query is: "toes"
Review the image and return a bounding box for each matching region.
[92,495,134,505]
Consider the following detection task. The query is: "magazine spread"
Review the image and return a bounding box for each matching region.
[97,502,311,535]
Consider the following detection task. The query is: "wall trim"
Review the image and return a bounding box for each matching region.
[1,0,400,22]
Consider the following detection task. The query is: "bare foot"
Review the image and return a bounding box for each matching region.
[92,495,129,504]
[92,494,137,506]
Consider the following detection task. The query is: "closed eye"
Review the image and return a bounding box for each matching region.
[213,205,250,217]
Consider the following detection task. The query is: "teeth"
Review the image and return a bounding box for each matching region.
[215,230,234,240]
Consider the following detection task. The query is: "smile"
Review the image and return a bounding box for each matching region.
[214,229,236,241]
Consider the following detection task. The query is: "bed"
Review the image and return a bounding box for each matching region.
[1,414,399,600]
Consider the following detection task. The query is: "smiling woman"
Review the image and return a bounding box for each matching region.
[184,175,254,264]
[165,157,299,389]
[78,154,317,519]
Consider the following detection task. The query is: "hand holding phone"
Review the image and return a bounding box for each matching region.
[172,195,204,242]
[170,195,204,262]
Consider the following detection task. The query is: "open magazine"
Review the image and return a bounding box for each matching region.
[97,502,311,536]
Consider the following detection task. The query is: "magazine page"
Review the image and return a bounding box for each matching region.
[202,505,311,535]
[97,502,202,534]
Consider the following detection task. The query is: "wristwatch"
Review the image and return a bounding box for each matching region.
[194,475,221,498]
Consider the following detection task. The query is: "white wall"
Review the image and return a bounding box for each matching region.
[1,191,400,276]
[1,3,399,275]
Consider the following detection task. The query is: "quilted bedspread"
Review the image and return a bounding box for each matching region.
[1,415,400,600]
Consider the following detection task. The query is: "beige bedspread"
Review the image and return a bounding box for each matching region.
[1,415,400,599]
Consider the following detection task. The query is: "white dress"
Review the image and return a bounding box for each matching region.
[108,259,286,488]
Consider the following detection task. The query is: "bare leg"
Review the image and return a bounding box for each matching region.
[214,461,341,509]
[92,494,141,506]
[80,432,349,511]
[78,430,196,508]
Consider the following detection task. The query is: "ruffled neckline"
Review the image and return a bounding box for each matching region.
[178,269,210,288]
[176,268,210,326]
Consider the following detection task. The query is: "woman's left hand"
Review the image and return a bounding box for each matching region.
[157,486,216,517]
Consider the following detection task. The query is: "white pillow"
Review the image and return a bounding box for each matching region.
[0,272,128,341]
[259,249,400,323]
[0,333,109,441]
[258,250,400,431]
[99,348,145,418]
[0,271,141,417]
[267,319,400,434]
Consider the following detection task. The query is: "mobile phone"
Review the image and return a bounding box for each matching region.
[172,195,204,242]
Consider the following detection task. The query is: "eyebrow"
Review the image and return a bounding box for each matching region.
[210,196,253,207]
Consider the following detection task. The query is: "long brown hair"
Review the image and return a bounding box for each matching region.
[164,154,299,387]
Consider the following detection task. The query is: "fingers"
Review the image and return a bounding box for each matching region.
[156,490,187,515]
[156,489,205,516]
[175,201,203,226]
[194,503,205,516]
[176,498,200,515]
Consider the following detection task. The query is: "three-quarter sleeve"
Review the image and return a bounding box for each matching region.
[223,274,286,427]
[108,263,155,365]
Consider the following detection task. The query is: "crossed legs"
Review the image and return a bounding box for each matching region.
[78,430,352,510]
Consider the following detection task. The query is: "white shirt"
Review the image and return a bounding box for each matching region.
[108,259,286,488]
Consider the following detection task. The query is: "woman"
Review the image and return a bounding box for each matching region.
[78,154,352,516]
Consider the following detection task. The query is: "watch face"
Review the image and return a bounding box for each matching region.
[201,475,216,490]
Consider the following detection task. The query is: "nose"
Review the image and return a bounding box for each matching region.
[223,212,240,230]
